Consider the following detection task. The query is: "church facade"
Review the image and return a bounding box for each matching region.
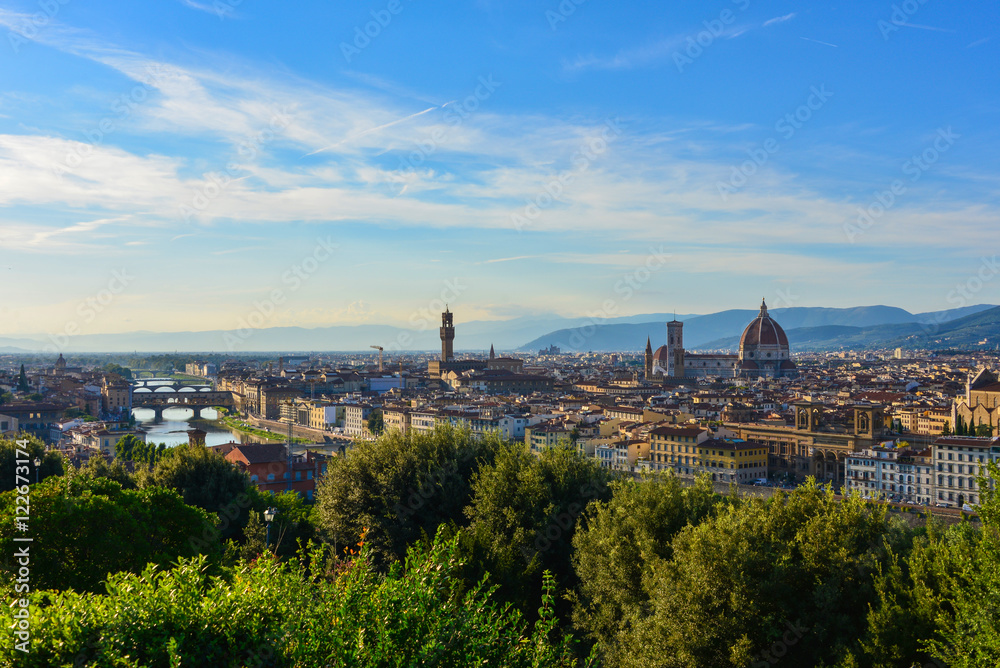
[953,368,1000,434]
[645,299,797,380]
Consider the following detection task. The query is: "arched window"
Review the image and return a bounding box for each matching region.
[267,473,275,482]
[250,475,258,483]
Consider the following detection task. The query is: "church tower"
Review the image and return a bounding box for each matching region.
[667,319,685,378]
[644,337,653,378]
[440,307,455,362]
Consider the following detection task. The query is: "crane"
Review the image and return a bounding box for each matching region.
[370,345,384,372]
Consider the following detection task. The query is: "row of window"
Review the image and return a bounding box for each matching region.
[938,451,988,462]
[250,470,314,483]
[938,475,977,489]
[937,463,982,475]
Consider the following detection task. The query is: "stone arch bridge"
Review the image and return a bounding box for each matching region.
[131,385,235,419]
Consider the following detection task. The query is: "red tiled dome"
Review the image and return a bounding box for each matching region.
[740,299,789,348]
[652,345,670,361]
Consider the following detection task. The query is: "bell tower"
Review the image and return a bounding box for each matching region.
[667,319,684,378]
[440,307,455,362]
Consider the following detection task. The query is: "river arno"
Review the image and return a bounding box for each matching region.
[133,407,278,448]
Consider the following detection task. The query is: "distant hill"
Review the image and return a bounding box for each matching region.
[1,305,995,354]
[519,305,1000,353]
[698,307,1000,352]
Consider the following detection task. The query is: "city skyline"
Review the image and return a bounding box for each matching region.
[1,1,998,337]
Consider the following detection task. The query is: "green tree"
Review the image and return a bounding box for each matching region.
[71,453,138,490]
[0,476,220,592]
[315,425,501,568]
[571,474,721,664]
[0,435,63,492]
[17,364,28,392]
[141,443,254,542]
[2,531,591,668]
[366,409,385,436]
[462,442,612,616]
[245,488,317,559]
[102,362,133,380]
[920,462,1000,666]
[621,482,902,668]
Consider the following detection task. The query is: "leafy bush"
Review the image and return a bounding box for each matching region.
[0,476,220,593]
[2,531,593,668]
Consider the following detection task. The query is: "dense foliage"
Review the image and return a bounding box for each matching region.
[2,532,591,668]
[140,443,255,542]
[0,435,62,492]
[314,425,502,567]
[0,476,220,592]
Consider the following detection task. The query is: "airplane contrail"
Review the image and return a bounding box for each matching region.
[305,103,453,156]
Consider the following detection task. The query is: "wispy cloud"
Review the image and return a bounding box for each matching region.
[763,13,796,27]
[178,0,218,14]
[564,26,751,71]
[967,37,991,48]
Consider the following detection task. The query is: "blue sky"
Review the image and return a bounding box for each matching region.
[0,0,998,338]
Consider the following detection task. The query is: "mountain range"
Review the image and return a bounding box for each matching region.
[0,305,995,354]
[519,304,1000,353]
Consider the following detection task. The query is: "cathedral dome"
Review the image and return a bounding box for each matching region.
[652,345,670,362]
[739,299,789,348]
